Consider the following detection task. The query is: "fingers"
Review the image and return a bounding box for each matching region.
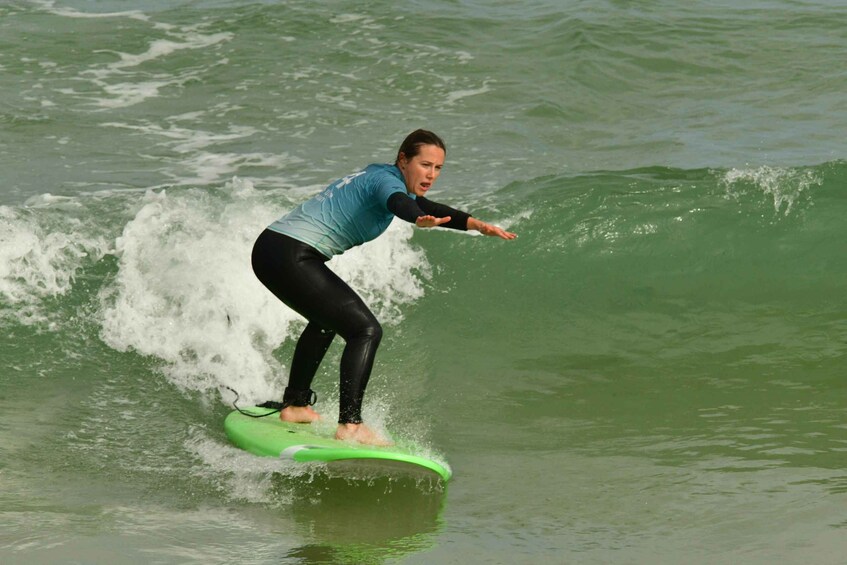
[415,215,451,228]
[483,224,517,240]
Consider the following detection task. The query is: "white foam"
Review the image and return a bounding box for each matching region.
[98,178,430,402]
[97,33,233,71]
[722,165,821,215]
[330,14,371,24]
[0,203,111,315]
[184,429,310,504]
[31,0,150,22]
[102,120,296,186]
[444,81,494,106]
[328,222,429,321]
[73,23,233,109]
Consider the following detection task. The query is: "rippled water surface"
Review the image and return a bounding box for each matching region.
[1,1,845,563]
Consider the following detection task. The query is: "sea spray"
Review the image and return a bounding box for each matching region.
[0,197,112,324]
[722,165,822,215]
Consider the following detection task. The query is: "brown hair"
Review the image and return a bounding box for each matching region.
[394,129,446,165]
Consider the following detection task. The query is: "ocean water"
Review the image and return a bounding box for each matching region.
[1,0,845,563]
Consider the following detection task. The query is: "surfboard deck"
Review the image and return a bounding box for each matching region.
[224,406,452,482]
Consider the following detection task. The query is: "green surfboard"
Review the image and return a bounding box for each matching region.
[224,406,452,482]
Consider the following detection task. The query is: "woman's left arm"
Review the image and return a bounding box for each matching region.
[417,197,516,239]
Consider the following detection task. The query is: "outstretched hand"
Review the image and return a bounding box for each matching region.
[478,223,517,240]
[468,217,517,240]
[415,215,452,228]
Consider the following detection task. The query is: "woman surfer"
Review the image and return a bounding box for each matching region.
[251,129,516,445]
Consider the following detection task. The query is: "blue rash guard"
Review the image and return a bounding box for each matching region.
[268,163,411,258]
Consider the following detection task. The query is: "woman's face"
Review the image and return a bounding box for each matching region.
[397,144,445,197]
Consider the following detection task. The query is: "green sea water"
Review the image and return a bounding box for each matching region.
[1,1,845,564]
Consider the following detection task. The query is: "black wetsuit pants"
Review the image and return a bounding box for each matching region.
[251,229,382,424]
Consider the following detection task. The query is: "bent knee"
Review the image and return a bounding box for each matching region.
[334,299,382,344]
[360,319,383,342]
[344,318,382,344]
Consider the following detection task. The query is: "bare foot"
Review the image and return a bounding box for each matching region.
[335,423,393,446]
[279,406,321,423]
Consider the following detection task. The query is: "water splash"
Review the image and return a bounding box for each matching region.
[0,199,111,324]
[722,165,822,215]
[97,177,431,401]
